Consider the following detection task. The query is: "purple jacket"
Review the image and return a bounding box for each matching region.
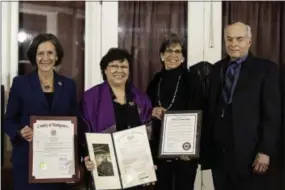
[81,82,152,133]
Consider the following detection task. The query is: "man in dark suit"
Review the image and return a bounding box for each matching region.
[203,22,281,190]
[1,85,4,167]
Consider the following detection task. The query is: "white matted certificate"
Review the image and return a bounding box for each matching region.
[29,116,78,183]
[85,125,157,190]
[158,110,202,158]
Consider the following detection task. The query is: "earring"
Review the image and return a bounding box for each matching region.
[161,58,164,61]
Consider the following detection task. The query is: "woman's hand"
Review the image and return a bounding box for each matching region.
[84,156,95,172]
[20,125,33,142]
[152,107,166,120]
[180,155,191,161]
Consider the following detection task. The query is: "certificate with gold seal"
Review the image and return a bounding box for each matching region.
[158,110,202,158]
[28,116,78,183]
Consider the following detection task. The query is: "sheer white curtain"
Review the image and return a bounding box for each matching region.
[1,2,19,89]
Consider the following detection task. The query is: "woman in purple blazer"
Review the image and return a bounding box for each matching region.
[82,48,153,190]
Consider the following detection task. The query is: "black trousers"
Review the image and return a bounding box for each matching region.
[212,148,270,190]
[155,159,198,190]
[212,105,269,190]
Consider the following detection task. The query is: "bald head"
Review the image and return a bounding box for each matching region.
[224,22,252,60]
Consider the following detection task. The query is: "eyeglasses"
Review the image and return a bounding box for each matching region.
[108,65,129,70]
[165,49,182,54]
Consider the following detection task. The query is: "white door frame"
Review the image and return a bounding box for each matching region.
[84,1,118,90]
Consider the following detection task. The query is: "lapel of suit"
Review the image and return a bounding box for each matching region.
[210,62,225,107]
[51,72,63,111]
[29,71,49,109]
[233,54,255,97]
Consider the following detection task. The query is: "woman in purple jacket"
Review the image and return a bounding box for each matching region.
[81,48,153,190]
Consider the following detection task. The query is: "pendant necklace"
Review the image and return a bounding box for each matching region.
[157,75,181,110]
[43,85,51,90]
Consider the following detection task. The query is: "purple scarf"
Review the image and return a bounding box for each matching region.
[81,82,152,132]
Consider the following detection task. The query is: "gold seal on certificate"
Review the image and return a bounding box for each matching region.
[39,162,47,170]
[158,110,202,158]
[85,125,157,190]
[28,116,78,183]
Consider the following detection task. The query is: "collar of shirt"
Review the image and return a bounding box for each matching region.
[230,53,248,65]
[222,53,248,105]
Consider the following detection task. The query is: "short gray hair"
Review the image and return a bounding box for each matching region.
[245,25,252,38]
[224,22,252,38]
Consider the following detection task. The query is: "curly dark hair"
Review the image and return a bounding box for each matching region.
[100,48,132,80]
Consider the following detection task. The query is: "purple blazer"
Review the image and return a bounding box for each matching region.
[81,82,152,133]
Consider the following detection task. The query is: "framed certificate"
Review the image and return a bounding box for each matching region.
[29,116,78,183]
[158,110,202,158]
[85,125,157,190]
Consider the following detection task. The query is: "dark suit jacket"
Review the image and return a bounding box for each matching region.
[202,54,281,174]
[3,71,78,166]
[282,68,285,190]
[189,61,213,99]
[1,85,4,167]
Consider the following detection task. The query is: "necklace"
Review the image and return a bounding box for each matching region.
[39,77,53,92]
[41,82,53,91]
[157,75,181,110]
[43,85,51,90]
